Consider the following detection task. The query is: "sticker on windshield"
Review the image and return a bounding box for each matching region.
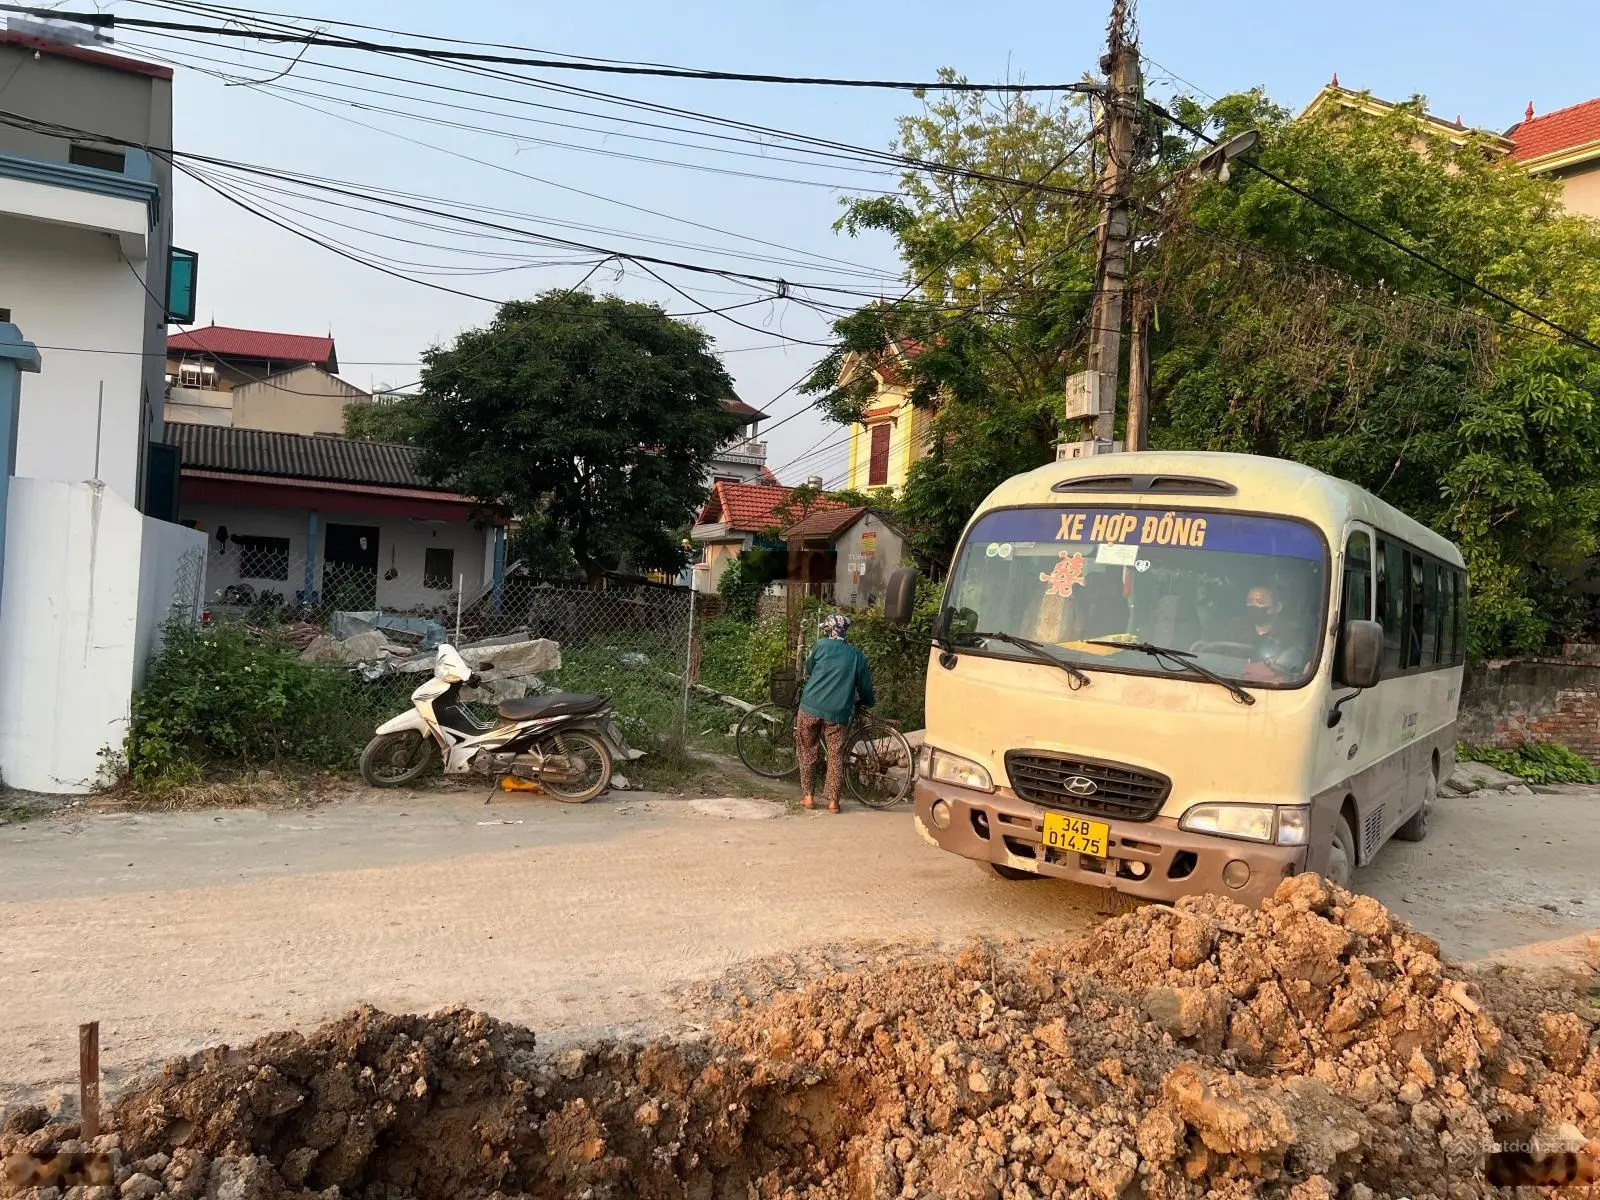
[1039,550,1087,598]
[1095,543,1138,566]
[985,542,1014,559]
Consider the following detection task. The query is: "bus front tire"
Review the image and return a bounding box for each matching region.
[990,863,1040,881]
[1327,813,1357,889]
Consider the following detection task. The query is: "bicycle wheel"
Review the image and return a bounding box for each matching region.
[736,703,800,779]
[845,721,915,808]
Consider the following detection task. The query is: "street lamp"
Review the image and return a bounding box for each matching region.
[1193,129,1260,183]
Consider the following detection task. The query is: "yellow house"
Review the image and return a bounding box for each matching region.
[840,337,933,493]
[1507,97,1600,220]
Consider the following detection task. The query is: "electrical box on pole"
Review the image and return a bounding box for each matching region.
[1063,369,1114,423]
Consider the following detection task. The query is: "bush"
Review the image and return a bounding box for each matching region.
[697,615,790,702]
[124,621,380,786]
[1459,739,1600,786]
[715,554,765,623]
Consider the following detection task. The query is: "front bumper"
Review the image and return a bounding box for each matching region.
[914,780,1305,907]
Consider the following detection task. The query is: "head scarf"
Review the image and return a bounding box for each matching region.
[820,613,852,640]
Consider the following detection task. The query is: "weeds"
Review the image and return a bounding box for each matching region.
[1459,739,1600,785]
[123,620,385,787]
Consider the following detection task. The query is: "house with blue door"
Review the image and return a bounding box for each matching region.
[170,422,505,616]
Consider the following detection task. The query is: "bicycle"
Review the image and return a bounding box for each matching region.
[735,699,916,809]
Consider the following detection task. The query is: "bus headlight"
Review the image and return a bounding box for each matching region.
[923,748,994,793]
[1180,803,1310,846]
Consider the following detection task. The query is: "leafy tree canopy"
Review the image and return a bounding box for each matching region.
[803,75,1101,560]
[408,290,742,582]
[813,80,1600,651]
[1147,91,1600,652]
[343,394,425,445]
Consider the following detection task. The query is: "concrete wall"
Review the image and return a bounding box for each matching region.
[1554,160,1600,221]
[163,387,233,426]
[0,219,150,508]
[182,500,491,610]
[0,477,204,792]
[231,366,370,436]
[1458,655,1600,762]
[166,368,371,435]
[834,513,907,610]
[0,42,174,499]
[691,539,746,595]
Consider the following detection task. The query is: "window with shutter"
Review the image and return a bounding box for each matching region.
[867,422,891,487]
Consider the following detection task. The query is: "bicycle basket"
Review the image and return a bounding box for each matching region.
[769,668,800,707]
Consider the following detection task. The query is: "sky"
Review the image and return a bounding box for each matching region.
[114,0,1600,487]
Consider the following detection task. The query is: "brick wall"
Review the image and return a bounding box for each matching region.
[1458,652,1600,761]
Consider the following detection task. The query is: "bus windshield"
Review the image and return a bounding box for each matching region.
[944,506,1329,688]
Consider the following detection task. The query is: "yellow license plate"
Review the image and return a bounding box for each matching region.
[1042,812,1110,856]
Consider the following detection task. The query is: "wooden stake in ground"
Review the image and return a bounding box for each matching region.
[79,1021,100,1140]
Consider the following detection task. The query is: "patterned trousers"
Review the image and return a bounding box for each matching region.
[795,710,847,806]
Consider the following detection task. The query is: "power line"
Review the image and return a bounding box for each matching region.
[111,20,1104,203]
[1144,97,1600,356]
[12,5,1104,93]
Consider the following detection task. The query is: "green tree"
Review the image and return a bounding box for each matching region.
[343,394,426,444]
[408,291,743,584]
[1145,91,1600,652]
[804,77,1102,561]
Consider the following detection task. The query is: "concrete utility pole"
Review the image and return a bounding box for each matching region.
[1060,0,1142,459]
[1125,288,1151,451]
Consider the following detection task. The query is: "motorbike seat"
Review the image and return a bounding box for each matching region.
[497,692,609,721]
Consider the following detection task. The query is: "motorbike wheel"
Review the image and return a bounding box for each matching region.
[359,730,438,787]
[538,730,612,803]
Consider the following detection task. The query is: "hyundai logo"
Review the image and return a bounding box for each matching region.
[1063,775,1098,797]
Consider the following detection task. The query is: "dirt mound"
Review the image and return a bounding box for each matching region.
[4,876,1598,1199]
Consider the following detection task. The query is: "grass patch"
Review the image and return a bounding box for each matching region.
[100,768,325,812]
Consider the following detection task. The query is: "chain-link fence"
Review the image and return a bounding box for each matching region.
[204,560,710,759]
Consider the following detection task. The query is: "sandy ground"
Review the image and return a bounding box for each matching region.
[2,784,1597,1106]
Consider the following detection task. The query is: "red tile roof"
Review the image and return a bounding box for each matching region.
[1508,97,1600,163]
[696,482,843,534]
[168,325,337,370]
[0,30,173,80]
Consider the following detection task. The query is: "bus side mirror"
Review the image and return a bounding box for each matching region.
[1336,619,1383,690]
[884,568,920,624]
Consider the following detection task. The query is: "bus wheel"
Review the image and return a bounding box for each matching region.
[1327,814,1357,889]
[1394,795,1430,842]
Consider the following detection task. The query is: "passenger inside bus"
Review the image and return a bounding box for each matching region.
[1238,582,1312,683]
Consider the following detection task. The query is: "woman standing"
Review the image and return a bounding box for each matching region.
[795,614,876,813]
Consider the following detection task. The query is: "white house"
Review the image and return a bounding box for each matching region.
[171,422,504,614]
[0,25,205,792]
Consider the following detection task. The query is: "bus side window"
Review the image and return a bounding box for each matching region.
[1376,539,1403,670]
[1341,531,1372,622]
[1452,570,1467,664]
[1405,551,1426,669]
[1433,563,1446,668]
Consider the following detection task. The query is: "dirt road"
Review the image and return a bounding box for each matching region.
[2,785,1596,1105]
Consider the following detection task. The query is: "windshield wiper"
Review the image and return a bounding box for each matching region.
[966,631,1092,689]
[1085,639,1257,706]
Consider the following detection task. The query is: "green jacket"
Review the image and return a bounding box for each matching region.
[798,638,875,726]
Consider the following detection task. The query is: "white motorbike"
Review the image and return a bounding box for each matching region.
[359,644,628,802]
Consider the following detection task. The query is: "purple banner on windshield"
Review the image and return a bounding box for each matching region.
[967,507,1325,561]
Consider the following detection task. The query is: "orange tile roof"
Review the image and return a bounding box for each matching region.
[696,482,843,534]
[1509,97,1600,163]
